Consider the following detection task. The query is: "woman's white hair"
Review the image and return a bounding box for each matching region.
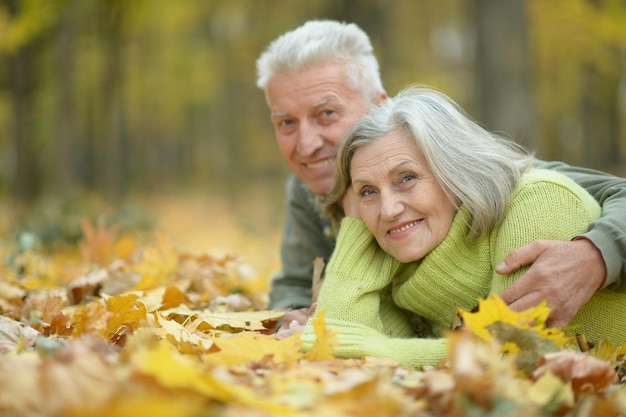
[256,20,384,102]
[326,85,534,239]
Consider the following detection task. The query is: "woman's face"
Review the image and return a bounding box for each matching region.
[350,130,458,262]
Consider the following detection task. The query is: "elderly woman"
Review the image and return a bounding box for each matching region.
[301,86,625,367]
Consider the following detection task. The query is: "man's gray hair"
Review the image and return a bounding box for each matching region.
[256,20,384,102]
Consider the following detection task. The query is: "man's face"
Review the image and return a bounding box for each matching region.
[266,62,373,196]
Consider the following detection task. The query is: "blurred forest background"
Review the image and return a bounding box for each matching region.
[1,0,625,273]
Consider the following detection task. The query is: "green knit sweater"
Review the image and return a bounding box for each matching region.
[301,169,626,367]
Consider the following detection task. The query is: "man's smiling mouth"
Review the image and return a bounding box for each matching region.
[305,157,334,169]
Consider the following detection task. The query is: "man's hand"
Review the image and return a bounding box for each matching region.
[496,239,606,327]
[274,304,316,340]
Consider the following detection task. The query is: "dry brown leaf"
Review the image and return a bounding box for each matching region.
[0,315,39,352]
[532,351,617,394]
[79,215,120,267]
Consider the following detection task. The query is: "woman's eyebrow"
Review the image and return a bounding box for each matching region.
[352,160,414,185]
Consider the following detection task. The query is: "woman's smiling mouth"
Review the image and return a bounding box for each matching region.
[388,220,421,235]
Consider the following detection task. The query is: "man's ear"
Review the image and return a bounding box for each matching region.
[374,91,388,105]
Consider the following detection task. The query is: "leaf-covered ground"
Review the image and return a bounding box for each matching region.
[0,203,625,417]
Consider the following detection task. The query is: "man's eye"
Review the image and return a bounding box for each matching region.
[280,119,294,126]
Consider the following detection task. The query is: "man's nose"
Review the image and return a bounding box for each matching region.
[297,122,324,156]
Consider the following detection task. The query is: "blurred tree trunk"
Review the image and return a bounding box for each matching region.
[54,4,77,199]
[100,0,129,200]
[580,64,622,171]
[7,0,41,203]
[473,0,539,151]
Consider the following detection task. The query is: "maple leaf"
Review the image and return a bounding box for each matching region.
[532,351,617,394]
[41,295,72,336]
[0,315,39,352]
[113,235,139,259]
[161,307,285,332]
[71,302,112,338]
[460,294,573,349]
[64,393,206,417]
[305,310,337,362]
[527,370,575,412]
[154,313,214,353]
[39,338,119,415]
[204,332,303,366]
[105,293,147,340]
[131,234,179,291]
[130,339,292,414]
[160,285,187,310]
[79,215,120,267]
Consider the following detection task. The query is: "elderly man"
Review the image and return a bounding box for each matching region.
[255,20,626,331]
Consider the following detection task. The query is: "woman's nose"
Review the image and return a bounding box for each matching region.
[380,191,404,220]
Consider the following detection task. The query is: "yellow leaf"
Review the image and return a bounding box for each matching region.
[79,215,119,267]
[528,370,574,409]
[71,302,112,338]
[131,340,292,414]
[161,307,285,332]
[160,285,186,310]
[106,293,147,336]
[154,313,213,352]
[131,339,236,400]
[305,310,337,361]
[114,235,139,259]
[204,332,302,366]
[65,393,205,417]
[131,234,179,291]
[460,294,572,347]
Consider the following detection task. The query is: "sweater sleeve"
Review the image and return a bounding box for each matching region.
[312,317,449,368]
[301,217,448,367]
[489,171,602,295]
[533,159,626,291]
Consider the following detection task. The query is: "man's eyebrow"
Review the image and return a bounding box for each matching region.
[271,110,288,118]
[313,96,337,108]
[271,96,337,119]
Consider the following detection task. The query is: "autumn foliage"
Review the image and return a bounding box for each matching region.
[0,216,625,417]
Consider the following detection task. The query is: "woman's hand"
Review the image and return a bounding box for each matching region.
[342,185,360,218]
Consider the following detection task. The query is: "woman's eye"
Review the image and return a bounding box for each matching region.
[400,173,417,183]
[359,187,375,197]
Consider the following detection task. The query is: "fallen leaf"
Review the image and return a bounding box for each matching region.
[532,351,617,394]
[204,332,302,366]
[0,315,39,352]
[528,370,575,410]
[162,307,285,332]
[304,310,337,362]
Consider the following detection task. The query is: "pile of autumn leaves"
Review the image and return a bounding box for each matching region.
[0,217,625,417]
